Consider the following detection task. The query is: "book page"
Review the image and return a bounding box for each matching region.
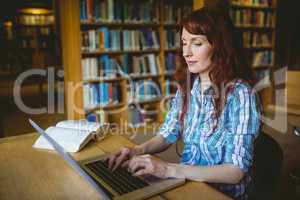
[56,120,101,133]
[33,126,92,152]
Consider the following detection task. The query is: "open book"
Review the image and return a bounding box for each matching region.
[33,120,109,153]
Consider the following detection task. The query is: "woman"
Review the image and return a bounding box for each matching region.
[108,7,261,200]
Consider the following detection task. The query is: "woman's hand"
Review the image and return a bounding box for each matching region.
[107,146,142,171]
[127,154,171,178]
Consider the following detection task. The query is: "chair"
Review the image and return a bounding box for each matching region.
[249,132,284,200]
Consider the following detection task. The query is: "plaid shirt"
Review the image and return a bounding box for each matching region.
[158,77,261,200]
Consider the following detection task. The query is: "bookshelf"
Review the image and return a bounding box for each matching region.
[0,9,57,76]
[228,0,277,107]
[59,0,195,127]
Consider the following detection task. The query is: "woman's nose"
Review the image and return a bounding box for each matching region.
[183,44,192,57]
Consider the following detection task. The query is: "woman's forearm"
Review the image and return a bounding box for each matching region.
[166,163,245,184]
[135,135,171,155]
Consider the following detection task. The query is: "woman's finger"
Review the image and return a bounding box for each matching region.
[121,160,130,168]
[133,169,149,177]
[112,148,130,171]
[108,151,121,170]
[130,160,148,174]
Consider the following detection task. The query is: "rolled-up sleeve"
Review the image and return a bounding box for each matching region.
[223,85,261,172]
[157,90,182,144]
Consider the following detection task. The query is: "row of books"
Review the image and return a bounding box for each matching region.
[230,10,275,27]
[165,53,176,72]
[18,38,53,49]
[231,0,274,7]
[163,1,193,24]
[83,82,121,109]
[16,15,54,26]
[254,68,271,85]
[17,27,52,37]
[82,55,121,79]
[165,78,177,96]
[242,32,272,47]
[80,0,160,23]
[125,54,160,75]
[82,53,160,79]
[164,29,180,49]
[128,80,162,102]
[252,51,274,66]
[81,28,159,52]
[3,25,13,40]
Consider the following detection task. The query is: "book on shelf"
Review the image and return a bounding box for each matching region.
[252,51,274,67]
[32,120,108,152]
[254,68,271,86]
[17,14,54,26]
[231,0,273,7]
[165,52,176,72]
[164,29,180,49]
[83,82,121,109]
[242,31,272,48]
[163,0,193,24]
[122,53,160,75]
[81,28,159,52]
[80,0,159,23]
[82,56,123,80]
[135,79,162,101]
[230,9,275,27]
[165,78,177,96]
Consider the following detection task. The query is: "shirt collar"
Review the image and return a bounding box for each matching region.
[190,76,214,101]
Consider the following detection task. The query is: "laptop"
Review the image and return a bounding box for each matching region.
[29,119,185,200]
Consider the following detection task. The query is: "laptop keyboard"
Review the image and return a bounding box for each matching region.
[85,160,149,195]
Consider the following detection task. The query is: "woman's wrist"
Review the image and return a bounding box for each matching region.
[133,145,145,155]
[166,163,185,179]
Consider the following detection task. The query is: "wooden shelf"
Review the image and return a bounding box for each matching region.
[83,77,126,83]
[165,48,180,52]
[85,102,126,113]
[129,97,162,105]
[252,65,274,69]
[15,24,54,27]
[245,46,274,51]
[231,4,275,11]
[81,21,160,28]
[82,49,160,57]
[127,73,162,80]
[235,25,275,30]
[164,71,176,76]
[163,95,176,100]
[163,23,180,28]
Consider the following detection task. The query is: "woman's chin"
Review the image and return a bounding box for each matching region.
[188,65,210,74]
[188,66,202,74]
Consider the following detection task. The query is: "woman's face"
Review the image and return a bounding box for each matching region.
[182,28,213,74]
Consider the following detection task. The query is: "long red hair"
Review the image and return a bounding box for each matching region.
[174,7,254,125]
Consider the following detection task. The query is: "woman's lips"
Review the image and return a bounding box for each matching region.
[187,61,198,65]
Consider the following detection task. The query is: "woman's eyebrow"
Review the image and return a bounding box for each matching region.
[181,37,206,41]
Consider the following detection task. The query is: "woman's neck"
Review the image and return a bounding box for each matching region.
[199,72,211,95]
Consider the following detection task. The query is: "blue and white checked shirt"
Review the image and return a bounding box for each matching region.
[158,77,261,200]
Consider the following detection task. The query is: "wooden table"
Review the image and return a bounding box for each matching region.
[0,133,232,200]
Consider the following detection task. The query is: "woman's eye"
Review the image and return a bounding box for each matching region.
[194,43,202,46]
[182,43,187,46]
